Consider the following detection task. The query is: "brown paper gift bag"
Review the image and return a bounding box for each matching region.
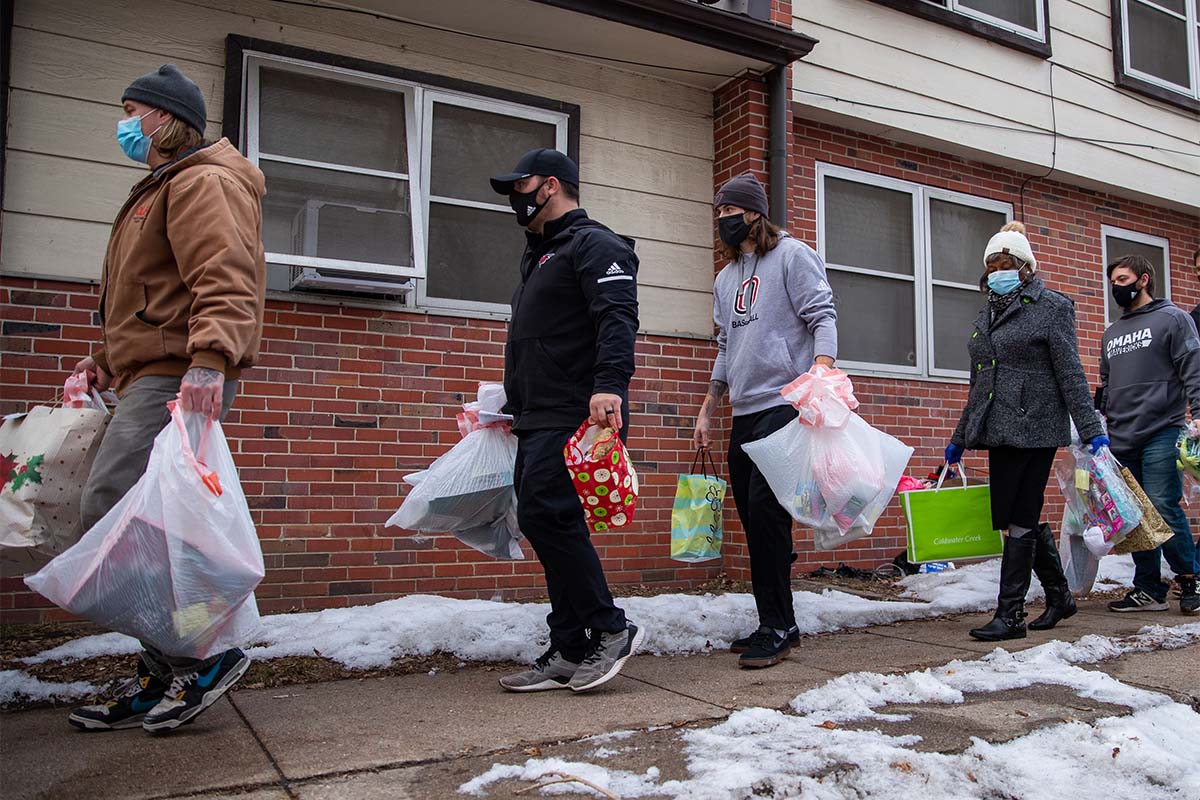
[0,404,109,576]
[1112,466,1174,555]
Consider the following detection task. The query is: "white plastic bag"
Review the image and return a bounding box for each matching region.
[25,403,263,660]
[1058,504,1101,595]
[387,383,524,560]
[742,367,912,548]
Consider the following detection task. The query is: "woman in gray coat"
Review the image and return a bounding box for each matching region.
[946,222,1107,641]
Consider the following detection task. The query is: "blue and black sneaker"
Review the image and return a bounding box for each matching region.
[68,658,167,731]
[142,648,251,733]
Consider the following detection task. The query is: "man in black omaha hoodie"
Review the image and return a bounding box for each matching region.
[489,148,644,694]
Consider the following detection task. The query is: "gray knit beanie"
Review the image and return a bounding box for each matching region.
[714,173,769,218]
[122,64,206,134]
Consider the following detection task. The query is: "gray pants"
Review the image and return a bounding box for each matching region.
[81,375,238,678]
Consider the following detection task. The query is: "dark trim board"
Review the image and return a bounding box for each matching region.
[868,0,1052,59]
[530,0,817,65]
[1109,1,1200,115]
[222,35,582,163]
[1,0,14,220]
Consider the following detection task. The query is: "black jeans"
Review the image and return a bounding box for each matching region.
[986,446,1057,532]
[728,405,798,631]
[514,428,626,662]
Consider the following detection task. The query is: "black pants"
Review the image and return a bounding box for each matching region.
[987,446,1057,532]
[728,405,797,631]
[514,428,626,662]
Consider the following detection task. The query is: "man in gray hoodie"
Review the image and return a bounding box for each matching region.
[1101,254,1200,615]
[694,173,838,668]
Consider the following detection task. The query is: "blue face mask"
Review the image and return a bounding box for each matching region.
[116,111,162,164]
[987,269,1022,295]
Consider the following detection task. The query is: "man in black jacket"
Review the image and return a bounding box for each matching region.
[490,149,644,693]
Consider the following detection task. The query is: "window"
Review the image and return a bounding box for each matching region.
[1101,225,1171,325]
[241,51,569,312]
[924,0,1045,39]
[1114,1,1200,108]
[816,164,1012,379]
[869,1,1050,55]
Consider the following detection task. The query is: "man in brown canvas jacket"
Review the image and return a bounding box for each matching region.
[66,64,267,734]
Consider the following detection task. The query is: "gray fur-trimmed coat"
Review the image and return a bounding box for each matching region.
[951,277,1104,450]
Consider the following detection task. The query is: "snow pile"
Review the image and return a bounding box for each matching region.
[11,554,1142,675]
[0,671,100,705]
[461,623,1200,799]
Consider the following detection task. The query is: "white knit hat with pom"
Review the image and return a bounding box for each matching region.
[983,221,1036,271]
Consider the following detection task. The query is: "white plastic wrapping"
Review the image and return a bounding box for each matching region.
[742,367,913,549]
[26,404,263,660]
[387,383,524,560]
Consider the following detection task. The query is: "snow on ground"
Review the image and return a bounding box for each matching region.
[0,671,100,705]
[6,554,1145,702]
[461,623,1200,799]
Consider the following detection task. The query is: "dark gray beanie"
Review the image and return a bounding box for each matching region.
[122,64,206,134]
[714,173,769,218]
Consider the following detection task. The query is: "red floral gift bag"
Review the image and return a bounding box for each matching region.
[563,421,639,532]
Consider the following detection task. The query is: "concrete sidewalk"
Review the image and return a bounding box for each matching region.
[2,600,1196,800]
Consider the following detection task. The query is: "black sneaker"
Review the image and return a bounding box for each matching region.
[1107,590,1169,613]
[730,626,799,654]
[1175,575,1199,615]
[142,648,251,733]
[738,626,791,669]
[68,659,168,731]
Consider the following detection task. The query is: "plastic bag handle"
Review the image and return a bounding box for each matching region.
[691,447,721,480]
[935,462,969,491]
[168,401,223,496]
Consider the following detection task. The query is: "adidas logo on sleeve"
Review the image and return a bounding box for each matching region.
[598,262,633,283]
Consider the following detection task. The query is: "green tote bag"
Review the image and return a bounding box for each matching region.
[902,467,1003,563]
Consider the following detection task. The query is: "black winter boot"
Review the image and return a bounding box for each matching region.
[1029,523,1077,631]
[970,535,1036,641]
[1177,574,1199,615]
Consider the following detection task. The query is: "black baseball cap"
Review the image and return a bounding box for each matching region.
[490,148,579,195]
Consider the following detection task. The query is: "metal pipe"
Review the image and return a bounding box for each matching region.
[767,64,788,224]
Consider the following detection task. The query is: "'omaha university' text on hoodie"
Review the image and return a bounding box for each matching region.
[1100,297,1200,451]
[711,234,838,416]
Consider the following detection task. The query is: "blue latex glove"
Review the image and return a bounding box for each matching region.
[944,442,964,465]
[1088,435,1110,455]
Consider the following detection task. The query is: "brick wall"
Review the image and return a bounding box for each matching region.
[0,287,731,622]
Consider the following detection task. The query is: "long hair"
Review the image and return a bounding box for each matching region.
[720,215,781,261]
[152,116,208,161]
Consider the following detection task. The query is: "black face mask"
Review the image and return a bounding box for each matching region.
[718,214,751,247]
[1111,281,1142,310]
[509,180,548,228]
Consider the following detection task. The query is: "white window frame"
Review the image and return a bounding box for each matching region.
[415,91,569,316]
[244,53,427,281]
[1101,224,1172,326]
[922,0,1047,41]
[1119,0,1200,100]
[242,51,569,314]
[816,163,1013,381]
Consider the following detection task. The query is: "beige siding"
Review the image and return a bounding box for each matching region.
[2,0,717,336]
[792,0,1200,211]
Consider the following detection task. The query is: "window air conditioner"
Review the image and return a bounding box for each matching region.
[287,199,414,296]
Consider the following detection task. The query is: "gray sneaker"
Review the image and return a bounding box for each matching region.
[568,623,645,693]
[499,648,581,692]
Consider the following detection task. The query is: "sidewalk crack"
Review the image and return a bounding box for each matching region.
[227,693,298,799]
